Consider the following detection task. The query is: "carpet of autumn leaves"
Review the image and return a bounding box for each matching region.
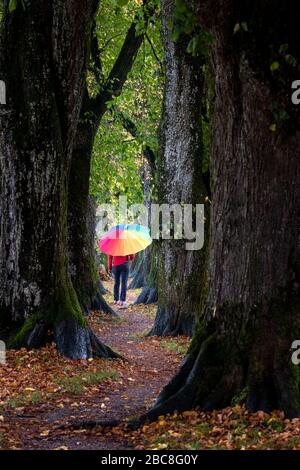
[130,407,300,450]
[0,282,300,450]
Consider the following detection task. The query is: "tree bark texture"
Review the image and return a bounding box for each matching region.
[149,0,208,337]
[145,0,300,420]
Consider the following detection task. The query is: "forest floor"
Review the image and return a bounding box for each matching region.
[1,281,300,450]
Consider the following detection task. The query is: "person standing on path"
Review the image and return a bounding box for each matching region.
[108,254,135,308]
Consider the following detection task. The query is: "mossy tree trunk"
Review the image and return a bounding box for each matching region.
[0,0,119,359]
[145,0,300,420]
[149,0,208,337]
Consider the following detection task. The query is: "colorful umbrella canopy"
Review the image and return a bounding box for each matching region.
[99,224,152,256]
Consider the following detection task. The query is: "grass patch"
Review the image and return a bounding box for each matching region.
[137,305,157,318]
[57,376,84,395]
[268,420,284,432]
[92,314,124,325]
[57,369,119,395]
[189,440,201,450]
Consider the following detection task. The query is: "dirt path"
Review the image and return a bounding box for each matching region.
[0,284,189,450]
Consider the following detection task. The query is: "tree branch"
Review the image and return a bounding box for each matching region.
[113,107,157,175]
[145,32,163,69]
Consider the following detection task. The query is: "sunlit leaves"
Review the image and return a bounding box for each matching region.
[171,0,197,42]
[170,0,214,58]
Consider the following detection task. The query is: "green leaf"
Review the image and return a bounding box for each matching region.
[270,61,280,72]
[241,22,248,32]
[233,23,240,34]
[285,54,296,66]
[269,123,277,132]
[9,0,18,12]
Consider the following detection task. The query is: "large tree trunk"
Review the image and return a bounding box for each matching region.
[145,0,300,420]
[149,0,208,337]
[0,0,118,359]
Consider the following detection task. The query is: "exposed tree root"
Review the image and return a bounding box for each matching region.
[143,319,300,421]
[54,318,122,360]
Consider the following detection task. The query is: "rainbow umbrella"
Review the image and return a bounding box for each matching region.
[99,224,152,256]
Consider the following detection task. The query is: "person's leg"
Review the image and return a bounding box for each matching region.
[113,266,121,302]
[120,263,129,302]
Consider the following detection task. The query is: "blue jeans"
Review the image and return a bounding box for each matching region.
[113,262,129,302]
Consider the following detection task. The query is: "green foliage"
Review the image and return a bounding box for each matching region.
[6,391,44,409]
[89,0,163,206]
[269,100,290,126]
[171,0,197,41]
[202,116,210,173]
[270,61,280,72]
[91,116,144,205]
[186,31,214,58]
[231,387,248,406]
[113,0,130,8]
[160,339,189,356]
